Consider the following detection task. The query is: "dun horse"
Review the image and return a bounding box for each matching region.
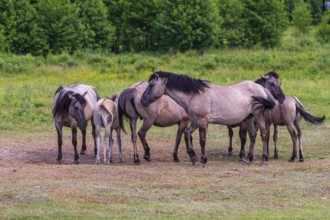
[227,72,325,162]
[118,82,190,164]
[94,94,124,165]
[141,71,285,166]
[52,84,100,164]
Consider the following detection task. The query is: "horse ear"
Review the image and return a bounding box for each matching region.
[68,93,74,100]
[82,91,88,97]
[111,93,118,101]
[154,73,160,80]
[261,75,270,80]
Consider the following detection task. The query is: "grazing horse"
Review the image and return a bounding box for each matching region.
[227,72,325,162]
[94,94,124,165]
[141,71,285,166]
[52,84,100,164]
[118,82,190,164]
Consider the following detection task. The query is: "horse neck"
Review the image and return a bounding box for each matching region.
[164,88,193,112]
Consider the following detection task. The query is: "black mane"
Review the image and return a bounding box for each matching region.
[52,87,86,117]
[149,71,209,94]
[255,71,280,85]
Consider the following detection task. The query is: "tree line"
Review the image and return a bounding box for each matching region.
[0,0,328,55]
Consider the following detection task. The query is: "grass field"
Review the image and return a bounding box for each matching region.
[0,29,329,219]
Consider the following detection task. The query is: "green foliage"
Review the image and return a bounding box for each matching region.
[105,0,157,52]
[216,0,245,47]
[242,0,288,47]
[292,1,312,34]
[316,11,330,43]
[0,0,47,55]
[74,0,115,50]
[153,0,221,51]
[35,0,82,54]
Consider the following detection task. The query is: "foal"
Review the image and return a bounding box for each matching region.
[94,94,124,164]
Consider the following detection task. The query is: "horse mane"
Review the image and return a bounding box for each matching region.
[149,71,209,94]
[255,71,280,85]
[52,87,86,117]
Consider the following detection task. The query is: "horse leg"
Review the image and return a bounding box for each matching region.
[91,117,97,157]
[106,128,113,164]
[72,127,79,164]
[116,127,124,163]
[245,116,257,164]
[94,125,101,165]
[184,121,198,165]
[227,126,233,157]
[138,120,153,162]
[199,122,208,164]
[173,119,189,162]
[238,124,247,160]
[257,119,270,166]
[129,118,140,164]
[55,123,63,164]
[80,129,87,155]
[287,124,298,162]
[273,125,279,159]
[294,118,304,162]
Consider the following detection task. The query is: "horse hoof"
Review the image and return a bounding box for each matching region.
[274,155,279,160]
[239,158,250,165]
[173,157,180,162]
[226,152,233,157]
[288,158,295,162]
[260,162,268,167]
[134,159,140,165]
[191,156,198,165]
[194,162,205,168]
[299,158,304,162]
[73,160,79,165]
[119,160,125,163]
[143,155,151,162]
[200,157,208,164]
[56,160,61,165]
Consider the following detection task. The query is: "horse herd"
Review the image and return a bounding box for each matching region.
[51,71,325,167]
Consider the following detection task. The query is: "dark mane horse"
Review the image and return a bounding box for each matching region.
[52,84,100,164]
[118,81,190,164]
[142,71,285,166]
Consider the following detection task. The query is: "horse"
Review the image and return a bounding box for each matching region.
[118,82,190,164]
[52,84,100,164]
[226,72,325,162]
[94,94,124,165]
[141,71,285,167]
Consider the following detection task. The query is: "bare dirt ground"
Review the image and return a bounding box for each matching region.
[0,125,329,218]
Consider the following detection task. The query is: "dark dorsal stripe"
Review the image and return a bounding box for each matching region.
[149,71,209,94]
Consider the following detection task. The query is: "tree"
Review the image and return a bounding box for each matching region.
[0,0,47,55]
[152,0,221,51]
[35,0,82,54]
[216,0,245,47]
[316,11,330,42]
[105,0,157,52]
[242,0,288,47]
[292,1,312,33]
[74,0,115,50]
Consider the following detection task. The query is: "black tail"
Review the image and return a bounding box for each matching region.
[296,103,325,125]
[251,96,275,112]
[118,88,140,133]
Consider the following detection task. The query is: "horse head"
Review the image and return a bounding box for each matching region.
[141,73,167,107]
[257,71,285,104]
[68,91,88,130]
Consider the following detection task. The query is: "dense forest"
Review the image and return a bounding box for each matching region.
[0,0,329,55]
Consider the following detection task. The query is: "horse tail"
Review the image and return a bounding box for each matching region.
[99,101,113,125]
[118,88,140,133]
[294,97,325,125]
[251,96,275,112]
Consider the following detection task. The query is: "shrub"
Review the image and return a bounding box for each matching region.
[316,12,330,43]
